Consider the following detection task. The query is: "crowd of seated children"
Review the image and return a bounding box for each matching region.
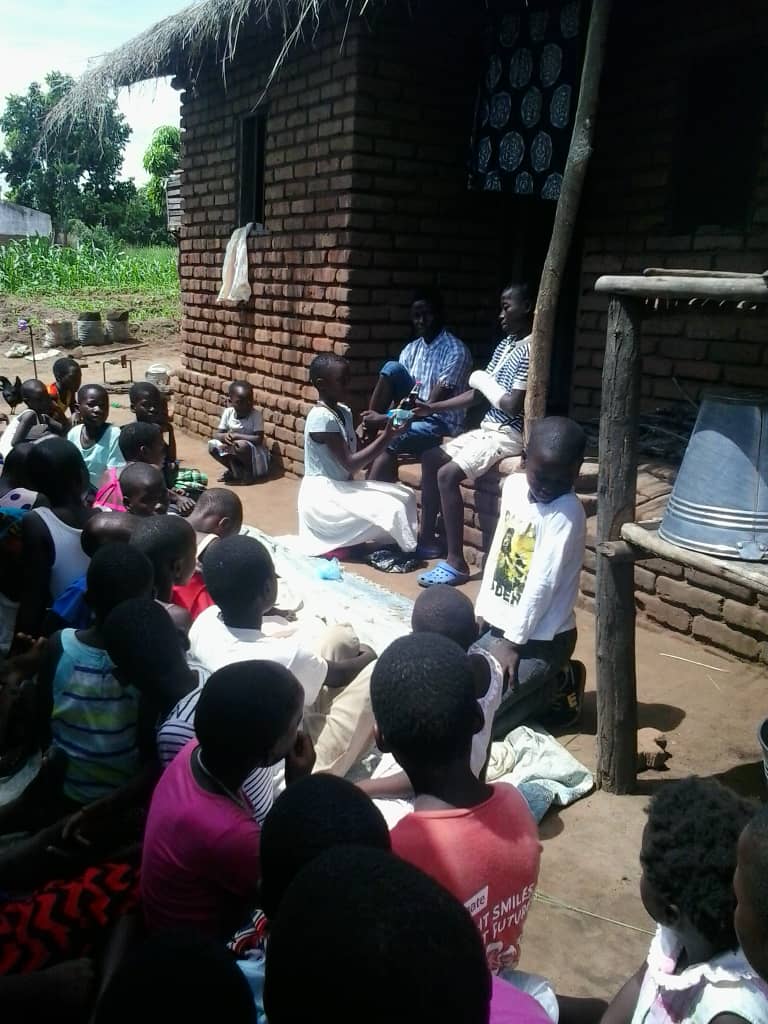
[3,350,768,1024]
[298,353,418,559]
[0,379,65,458]
[208,380,270,485]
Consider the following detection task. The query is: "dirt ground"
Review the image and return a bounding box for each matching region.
[5,307,767,1002]
[0,296,183,397]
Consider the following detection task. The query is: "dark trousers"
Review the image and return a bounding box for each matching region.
[475,628,578,740]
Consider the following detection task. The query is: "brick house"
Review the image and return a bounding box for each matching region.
[60,0,768,659]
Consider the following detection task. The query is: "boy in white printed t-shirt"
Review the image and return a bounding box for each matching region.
[207,380,270,484]
[475,417,587,739]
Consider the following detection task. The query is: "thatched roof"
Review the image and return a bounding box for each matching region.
[45,0,374,135]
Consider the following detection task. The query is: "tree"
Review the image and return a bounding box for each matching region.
[0,71,130,233]
[143,125,181,217]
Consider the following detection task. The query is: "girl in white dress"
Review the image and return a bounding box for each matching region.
[298,354,418,558]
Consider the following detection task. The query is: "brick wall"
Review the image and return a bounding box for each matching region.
[570,0,768,422]
[174,2,525,475]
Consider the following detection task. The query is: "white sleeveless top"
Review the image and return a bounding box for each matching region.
[632,926,768,1024]
[32,507,89,601]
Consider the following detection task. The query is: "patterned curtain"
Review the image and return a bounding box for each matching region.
[469,1,585,200]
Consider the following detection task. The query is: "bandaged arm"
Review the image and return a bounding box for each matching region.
[469,370,507,410]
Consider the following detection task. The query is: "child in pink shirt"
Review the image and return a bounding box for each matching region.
[141,659,309,939]
[371,632,541,974]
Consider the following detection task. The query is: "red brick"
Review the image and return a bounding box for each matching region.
[655,576,723,616]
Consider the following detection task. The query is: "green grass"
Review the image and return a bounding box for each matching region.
[0,238,180,322]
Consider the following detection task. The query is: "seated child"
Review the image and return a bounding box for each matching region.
[171,488,243,621]
[67,384,124,493]
[734,804,768,984]
[93,421,166,511]
[0,379,63,458]
[0,543,155,837]
[130,381,178,485]
[94,933,256,1024]
[298,354,417,558]
[0,441,45,511]
[371,633,541,974]
[263,847,493,1024]
[130,515,197,635]
[602,778,763,1024]
[359,584,503,825]
[208,380,270,484]
[48,356,82,424]
[0,444,45,654]
[48,511,137,631]
[192,534,376,772]
[417,283,532,585]
[141,660,306,938]
[16,438,93,637]
[119,463,169,517]
[474,416,587,737]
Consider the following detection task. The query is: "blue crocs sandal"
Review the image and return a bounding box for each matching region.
[417,560,470,588]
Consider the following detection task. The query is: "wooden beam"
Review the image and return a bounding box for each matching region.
[595,297,641,794]
[643,268,765,279]
[595,274,768,302]
[525,0,613,425]
[596,540,638,562]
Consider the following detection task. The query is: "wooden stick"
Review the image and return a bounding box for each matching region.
[595,275,768,302]
[525,0,613,426]
[595,297,641,794]
[596,540,638,562]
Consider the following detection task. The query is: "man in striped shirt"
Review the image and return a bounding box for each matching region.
[416,283,533,587]
[363,289,472,482]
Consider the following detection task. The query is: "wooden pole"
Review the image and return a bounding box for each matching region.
[525,0,613,426]
[595,297,641,793]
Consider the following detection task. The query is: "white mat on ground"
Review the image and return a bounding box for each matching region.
[487,725,594,822]
[242,525,413,652]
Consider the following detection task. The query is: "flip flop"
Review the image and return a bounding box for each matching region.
[417,561,470,588]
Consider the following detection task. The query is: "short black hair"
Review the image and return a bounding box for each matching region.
[412,286,445,321]
[194,660,303,779]
[94,932,256,1024]
[201,534,275,614]
[0,441,33,485]
[260,775,390,920]
[21,379,47,403]
[228,379,253,396]
[371,633,478,764]
[528,416,586,465]
[119,421,162,461]
[129,381,161,405]
[53,356,79,381]
[411,584,478,651]
[264,847,491,1024]
[641,777,755,951]
[78,383,108,402]
[742,805,768,924]
[193,487,243,529]
[103,598,188,698]
[501,281,533,305]
[81,511,136,557]
[309,353,347,384]
[120,462,165,498]
[25,437,87,505]
[130,515,195,591]
[85,543,154,618]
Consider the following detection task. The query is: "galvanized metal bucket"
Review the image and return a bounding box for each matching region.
[659,391,768,561]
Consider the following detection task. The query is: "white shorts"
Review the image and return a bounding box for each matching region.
[443,424,523,481]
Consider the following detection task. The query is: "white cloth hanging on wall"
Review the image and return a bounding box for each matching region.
[217,222,253,302]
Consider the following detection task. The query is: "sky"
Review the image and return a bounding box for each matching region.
[0,0,186,185]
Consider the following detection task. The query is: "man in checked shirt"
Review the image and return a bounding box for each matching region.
[362,288,472,483]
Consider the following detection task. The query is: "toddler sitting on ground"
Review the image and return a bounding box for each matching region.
[208,380,270,484]
[602,777,766,1024]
